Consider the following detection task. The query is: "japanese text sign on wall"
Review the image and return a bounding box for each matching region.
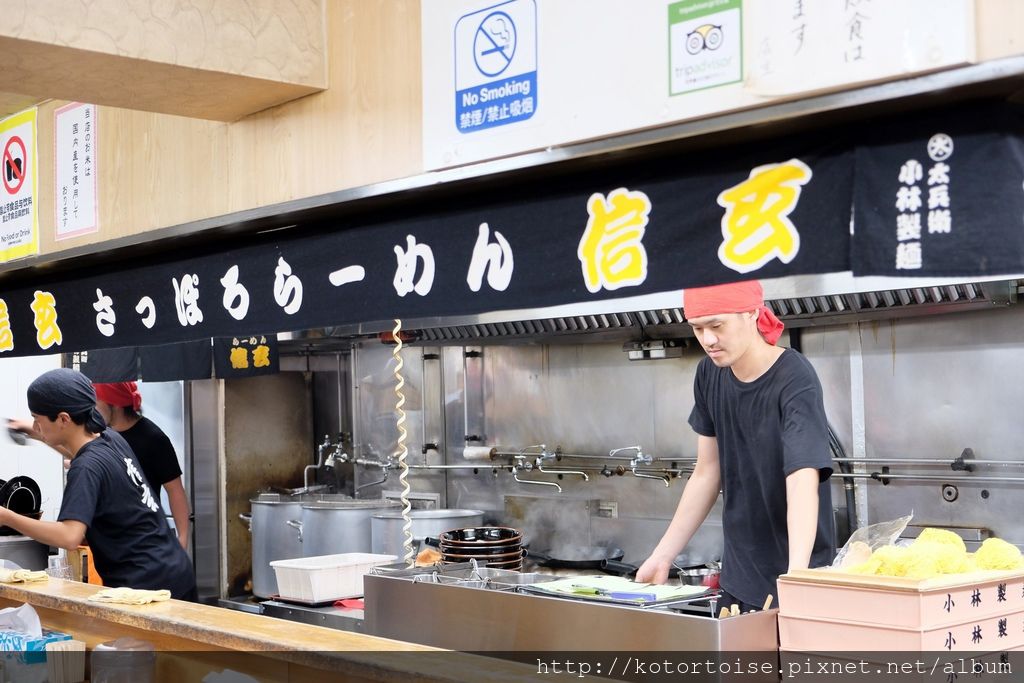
[0,108,39,262]
[54,103,99,240]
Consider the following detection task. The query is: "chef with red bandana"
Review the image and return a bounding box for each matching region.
[636,280,835,609]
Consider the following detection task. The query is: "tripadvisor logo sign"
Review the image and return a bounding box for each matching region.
[669,0,742,95]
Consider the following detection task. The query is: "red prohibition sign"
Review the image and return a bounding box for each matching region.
[2,135,27,195]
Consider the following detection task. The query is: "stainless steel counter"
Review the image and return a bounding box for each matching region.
[261,600,365,632]
[364,564,777,651]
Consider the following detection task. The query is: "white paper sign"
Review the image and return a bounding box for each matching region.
[744,0,975,97]
[54,102,99,240]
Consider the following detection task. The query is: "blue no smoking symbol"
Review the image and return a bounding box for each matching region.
[473,11,517,77]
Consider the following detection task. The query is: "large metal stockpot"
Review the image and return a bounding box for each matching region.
[241,494,308,599]
[288,499,401,558]
[371,509,485,556]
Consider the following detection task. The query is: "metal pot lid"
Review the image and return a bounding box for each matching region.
[249,493,307,505]
[301,499,402,510]
[250,492,352,505]
[371,508,485,520]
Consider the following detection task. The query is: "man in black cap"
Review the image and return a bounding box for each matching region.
[2,368,196,601]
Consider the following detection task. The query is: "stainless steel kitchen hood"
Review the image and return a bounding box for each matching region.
[280,273,1020,351]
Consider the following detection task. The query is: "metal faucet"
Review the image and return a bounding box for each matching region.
[304,435,335,489]
[526,444,589,481]
[512,458,562,492]
[353,454,395,497]
[610,445,668,486]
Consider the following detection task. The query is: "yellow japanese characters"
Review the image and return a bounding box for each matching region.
[717,159,811,274]
[252,344,271,368]
[30,290,62,349]
[0,298,12,352]
[578,188,650,293]
[229,347,249,369]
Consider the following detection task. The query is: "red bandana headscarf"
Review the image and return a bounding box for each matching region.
[682,280,785,345]
[93,382,143,412]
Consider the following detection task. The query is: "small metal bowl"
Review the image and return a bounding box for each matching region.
[675,562,721,588]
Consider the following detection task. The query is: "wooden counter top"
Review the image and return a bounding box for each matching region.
[0,579,537,683]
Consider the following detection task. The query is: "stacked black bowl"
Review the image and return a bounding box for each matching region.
[437,526,523,571]
[0,476,42,536]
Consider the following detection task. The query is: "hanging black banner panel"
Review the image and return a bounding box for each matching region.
[213,335,279,378]
[852,102,1024,277]
[0,133,853,358]
[139,340,213,382]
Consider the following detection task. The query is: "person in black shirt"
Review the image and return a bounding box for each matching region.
[93,382,190,549]
[636,281,835,609]
[2,369,196,601]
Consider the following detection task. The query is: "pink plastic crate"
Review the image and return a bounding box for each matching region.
[779,611,1024,651]
[778,569,1024,652]
[778,570,1024,629]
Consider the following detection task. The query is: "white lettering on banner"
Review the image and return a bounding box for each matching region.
[894,134,955,270]
[172,274,203,326]
[926,137,954,236]
[467,222,514,292]
[894,157,923,271]
[92,288,115,337]
[220,265,250,321]
[136,296,156,329]
[329,265,366,287]
[273,257,303,314]
[393,235,435,297]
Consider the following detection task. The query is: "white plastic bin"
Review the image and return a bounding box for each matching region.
[269,553,396,603]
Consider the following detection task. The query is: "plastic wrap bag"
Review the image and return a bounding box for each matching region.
[831,513,913,570]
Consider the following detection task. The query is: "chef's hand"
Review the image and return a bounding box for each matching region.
[635,554,674,585]
[7,418,36,439]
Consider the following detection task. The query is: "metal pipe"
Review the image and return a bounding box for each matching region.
[832,458,1024,467]
[548,453,695,463]
[407,464,494,470]
[831,472,1024,484]
[405,463,688,475]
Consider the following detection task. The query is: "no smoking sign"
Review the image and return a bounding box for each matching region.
[3,135,27,195]
[0,107,39,261]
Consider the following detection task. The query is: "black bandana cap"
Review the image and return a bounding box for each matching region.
[27,368,107,434]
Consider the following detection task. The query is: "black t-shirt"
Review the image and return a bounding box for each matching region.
[688,348,836,606]
[119,416,182,497]
[58,429,196,599]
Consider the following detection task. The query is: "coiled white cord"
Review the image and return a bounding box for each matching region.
[392,319,414,567]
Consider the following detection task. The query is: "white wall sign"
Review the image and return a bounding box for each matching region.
[744,0,974,97]
[422,0,976,172]
[454,0,538,133]
[0,108,39,262]
[669,0,743,95]
[54,102,99,240]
